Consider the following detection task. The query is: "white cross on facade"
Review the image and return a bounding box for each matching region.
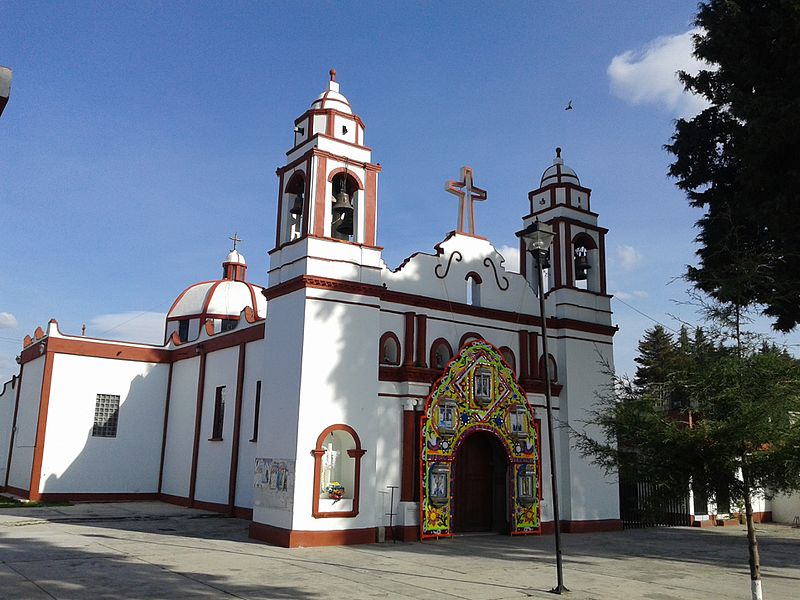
[445,166,487,235]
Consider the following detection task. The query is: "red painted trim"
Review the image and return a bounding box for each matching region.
[572,231,598,250]
[188,352,207,506]
[326,167,364,189]
[227,343,247,515]
[415,314,427,368]
[364,168,377,247]
[5,485,30,498]
[519,237,527,279]
[28,351,54,500]
[538,354,558,382]
[275,170,285,248]
[552,222,562,288]
[160,492,191,508]
[599,231,607,295]
[565,222,573,287]
[379,331,402,366]
[157,362,174,494]
[559,519,623,533]
[311,424,366,519]
[464,271,483,284]
[518,331,529,379]
[249,521,377,548]
[403,312,415,367]
[262,275,618,337]
[39,492,159,502]
[391,525,420,542]
[4,366,23,489]
[401,408,416,502]
[498,346,516,373]
[313,155,328,236]
[302,158,312,236]
[529,332,539,379]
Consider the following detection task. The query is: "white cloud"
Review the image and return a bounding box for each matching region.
[616,244,642,271]
[608,29,709,117]
[612,290,649,301]
[87,311,166,344]
[497,245,520,273]
[0,312,18,329]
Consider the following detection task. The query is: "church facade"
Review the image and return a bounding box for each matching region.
[0,72,622,546]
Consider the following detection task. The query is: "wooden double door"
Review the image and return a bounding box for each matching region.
[453,431,509,533]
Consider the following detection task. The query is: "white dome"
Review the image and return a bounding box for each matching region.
[224,250,246,265]
[540,148,580,186]
[310,72,353,115]
[168,280,266,320]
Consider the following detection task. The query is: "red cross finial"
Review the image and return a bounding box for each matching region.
[329,68,336,82]
[445,166,487,235]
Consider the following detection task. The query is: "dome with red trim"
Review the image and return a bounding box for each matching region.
[309,68,353,115]
[540,147,580,186]
[167,250,266,323]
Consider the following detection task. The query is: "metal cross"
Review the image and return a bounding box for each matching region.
[229,233,242,251]
[445,166,487,235]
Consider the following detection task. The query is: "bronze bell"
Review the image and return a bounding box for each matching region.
[289,192,303,215]
[337,209,354,236]
[332,185,352,215]
[574,247,591,280]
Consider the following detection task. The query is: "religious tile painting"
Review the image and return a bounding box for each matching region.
[420,340,541,538]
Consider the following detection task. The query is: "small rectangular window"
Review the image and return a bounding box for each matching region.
[178,320,189,342]
[211,386,225,440]
[251,380,261,442]
[92,394,120,437]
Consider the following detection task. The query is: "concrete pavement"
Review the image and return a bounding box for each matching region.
[1,501,798,599]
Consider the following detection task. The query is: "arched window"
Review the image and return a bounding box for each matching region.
[311,424,366,518]
[379,332,401,365]
[285,172,306,242]
[499,346,516,373]
[465,272,482,306]
[458,332,483,349]
[539,353,558,382]
[572,232,598,291]
[330,172,359,242]
[429,338,453,370]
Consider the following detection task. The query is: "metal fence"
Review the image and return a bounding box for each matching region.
[619,477,690,529]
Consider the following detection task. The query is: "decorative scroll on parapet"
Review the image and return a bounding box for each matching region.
[435,250,463,279]
[483,257,509,291]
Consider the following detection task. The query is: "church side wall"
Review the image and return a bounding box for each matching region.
[7,355,45,492]
[194,345,239,505]
[38,354,168,494]
[771,492,800,523]
[556,333,619,523]
[234,338,265,510]
[0,378,17,487]
[160,356,200,499]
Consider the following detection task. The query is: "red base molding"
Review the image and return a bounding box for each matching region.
[2,485,30,498]
[752,511,772,523]
[387,525,419,542]
[38,492,159,502]
[541,519,623,534]
[249,521,378,548]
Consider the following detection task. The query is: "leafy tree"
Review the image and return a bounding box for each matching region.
[576,322,800,600]
[666,0,800,331]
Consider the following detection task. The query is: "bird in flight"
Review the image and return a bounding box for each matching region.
[565,100,573,111]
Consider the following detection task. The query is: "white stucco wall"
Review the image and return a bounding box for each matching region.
[0,377,18,487]
[160,357,200,498]
[235,338,265,509]
[194,345,239,505]
[771,492,800,523]
[7,355,45,492]
[38,354,168,494]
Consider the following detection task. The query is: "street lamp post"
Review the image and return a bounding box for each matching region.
[517,219,568,595]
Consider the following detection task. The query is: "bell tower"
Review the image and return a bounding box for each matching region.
[270,69,382,286]
[520,148,608,296]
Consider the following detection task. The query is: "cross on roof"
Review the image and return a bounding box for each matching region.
[445,166,487,235]
[229,233,242,251]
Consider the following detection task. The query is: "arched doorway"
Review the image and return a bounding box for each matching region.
[453,431,508,533]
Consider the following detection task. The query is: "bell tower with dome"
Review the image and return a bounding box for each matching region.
[269,69,382,288]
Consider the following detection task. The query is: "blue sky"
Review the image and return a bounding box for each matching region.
[1,1,797,383]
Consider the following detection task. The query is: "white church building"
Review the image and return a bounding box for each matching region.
[0,72,624,546]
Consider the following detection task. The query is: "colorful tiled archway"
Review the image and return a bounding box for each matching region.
[420,340,541,539]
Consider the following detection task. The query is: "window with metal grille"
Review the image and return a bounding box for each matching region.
[92,394,120,437]
[211,386,225,440]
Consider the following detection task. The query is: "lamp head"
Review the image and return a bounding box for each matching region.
[516,219,555,252]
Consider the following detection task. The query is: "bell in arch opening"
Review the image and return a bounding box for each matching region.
[331,172,357,240]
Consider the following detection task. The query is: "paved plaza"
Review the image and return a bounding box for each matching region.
[0,502,798,599]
